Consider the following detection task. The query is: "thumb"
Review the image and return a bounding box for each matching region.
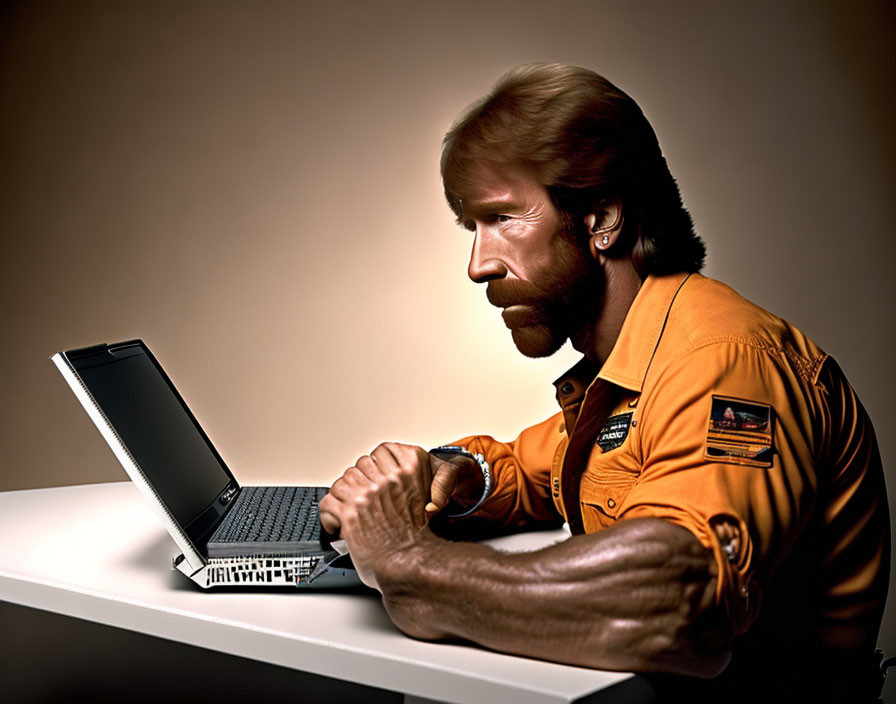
[425,459,459,514]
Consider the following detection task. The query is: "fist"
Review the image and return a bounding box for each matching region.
[317,442,458,589]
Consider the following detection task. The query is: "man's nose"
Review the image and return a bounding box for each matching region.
[467,229,507,283]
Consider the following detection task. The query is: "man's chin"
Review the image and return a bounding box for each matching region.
[510,325,566,359]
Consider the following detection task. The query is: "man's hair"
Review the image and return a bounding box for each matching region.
[441,63,705,276]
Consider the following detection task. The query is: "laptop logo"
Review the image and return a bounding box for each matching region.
[219,486,238,505]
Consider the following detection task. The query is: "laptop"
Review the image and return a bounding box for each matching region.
[51,339,359,589]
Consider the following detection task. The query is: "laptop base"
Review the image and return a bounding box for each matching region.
[174,552,362,589]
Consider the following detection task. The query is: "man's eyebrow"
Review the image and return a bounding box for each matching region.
[455,197,520,225]
[463,199,519,215]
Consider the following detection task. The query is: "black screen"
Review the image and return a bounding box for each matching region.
[74,346,232,530]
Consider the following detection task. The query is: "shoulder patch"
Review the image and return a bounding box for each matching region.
[705,396,774,468]
[596,412,633,452]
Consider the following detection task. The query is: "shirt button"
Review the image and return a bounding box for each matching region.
[560,382,574,396]
[607,498,616,509]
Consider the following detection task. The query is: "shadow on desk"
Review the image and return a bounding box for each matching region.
[123,530,175,573]
[1,600,402,704]
[2,599,665,703]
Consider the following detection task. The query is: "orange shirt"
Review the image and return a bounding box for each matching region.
[453,272,889,652]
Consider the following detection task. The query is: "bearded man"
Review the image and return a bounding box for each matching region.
[319,64,889,701]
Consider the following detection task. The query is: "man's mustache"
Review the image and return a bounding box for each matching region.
[486,280,543,308]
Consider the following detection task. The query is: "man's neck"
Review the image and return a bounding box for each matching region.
[573,257,643,365]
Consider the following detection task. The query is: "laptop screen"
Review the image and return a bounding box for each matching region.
[69,342,234,535]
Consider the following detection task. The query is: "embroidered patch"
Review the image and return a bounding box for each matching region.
[596,412,633,452]
[705,396,774,468]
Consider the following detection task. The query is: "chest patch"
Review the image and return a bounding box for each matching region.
[705,396,774,468]
[596,412,633,452]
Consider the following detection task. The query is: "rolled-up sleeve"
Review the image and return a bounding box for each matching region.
[451,412,566,531]
[616,342,821,635]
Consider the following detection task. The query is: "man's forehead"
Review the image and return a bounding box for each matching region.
[455,162,546,214]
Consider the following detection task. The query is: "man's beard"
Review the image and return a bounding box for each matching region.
[486,229,603,358]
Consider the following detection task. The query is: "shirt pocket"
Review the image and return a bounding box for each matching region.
[579,466,638,531]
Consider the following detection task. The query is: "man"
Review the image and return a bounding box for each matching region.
[318,64,889,699]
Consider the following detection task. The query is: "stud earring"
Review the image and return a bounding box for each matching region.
[601,234,609,246]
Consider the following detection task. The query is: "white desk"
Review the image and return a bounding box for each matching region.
[0,482,641,703]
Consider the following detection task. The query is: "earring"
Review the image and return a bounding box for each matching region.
[590,230,611,258]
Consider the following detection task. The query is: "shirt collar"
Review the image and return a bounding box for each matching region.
[553,271,691,397]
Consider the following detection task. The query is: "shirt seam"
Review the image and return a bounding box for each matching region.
[669,334,821,384]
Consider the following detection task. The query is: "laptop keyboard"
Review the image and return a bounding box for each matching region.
[210,486,326,544]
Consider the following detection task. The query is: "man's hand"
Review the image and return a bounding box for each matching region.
[319,445,729,674]
[318,442,462,590]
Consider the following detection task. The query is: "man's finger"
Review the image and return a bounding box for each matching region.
[318,493,342,535]
[319,509,341,535]
[353,456,378,482]
[370,443,403,476]
[343,465,370,486]
[327,476,353,499]
[426,460,459,513]
[355,454,382,480]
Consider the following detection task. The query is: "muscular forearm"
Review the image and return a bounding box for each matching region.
[378,517,731,677]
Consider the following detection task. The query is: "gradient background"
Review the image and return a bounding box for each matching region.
[2,0,894,677]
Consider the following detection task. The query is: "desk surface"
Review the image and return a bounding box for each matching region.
[0,482,633,704]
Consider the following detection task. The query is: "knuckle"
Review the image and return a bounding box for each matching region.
[346,466,362,480]
[388,441,412,458]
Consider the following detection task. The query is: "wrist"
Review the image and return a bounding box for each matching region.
[378,531,450,640]
[429,445,491,518]
[377,528,437,590]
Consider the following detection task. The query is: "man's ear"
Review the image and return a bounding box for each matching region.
[585,198,624,257]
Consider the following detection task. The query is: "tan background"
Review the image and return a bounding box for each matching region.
[1,0,894,662]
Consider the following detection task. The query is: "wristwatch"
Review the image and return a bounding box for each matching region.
[429,445,492,518]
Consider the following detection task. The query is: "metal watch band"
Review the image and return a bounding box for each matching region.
[429,445,492,518]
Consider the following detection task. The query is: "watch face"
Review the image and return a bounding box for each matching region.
[431,446,470,459]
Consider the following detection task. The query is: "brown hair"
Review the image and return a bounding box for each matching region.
[441,63,705,275]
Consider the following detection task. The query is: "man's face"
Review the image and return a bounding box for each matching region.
[458,164,602,358]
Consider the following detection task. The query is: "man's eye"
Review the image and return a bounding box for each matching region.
[496,214,511,223]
